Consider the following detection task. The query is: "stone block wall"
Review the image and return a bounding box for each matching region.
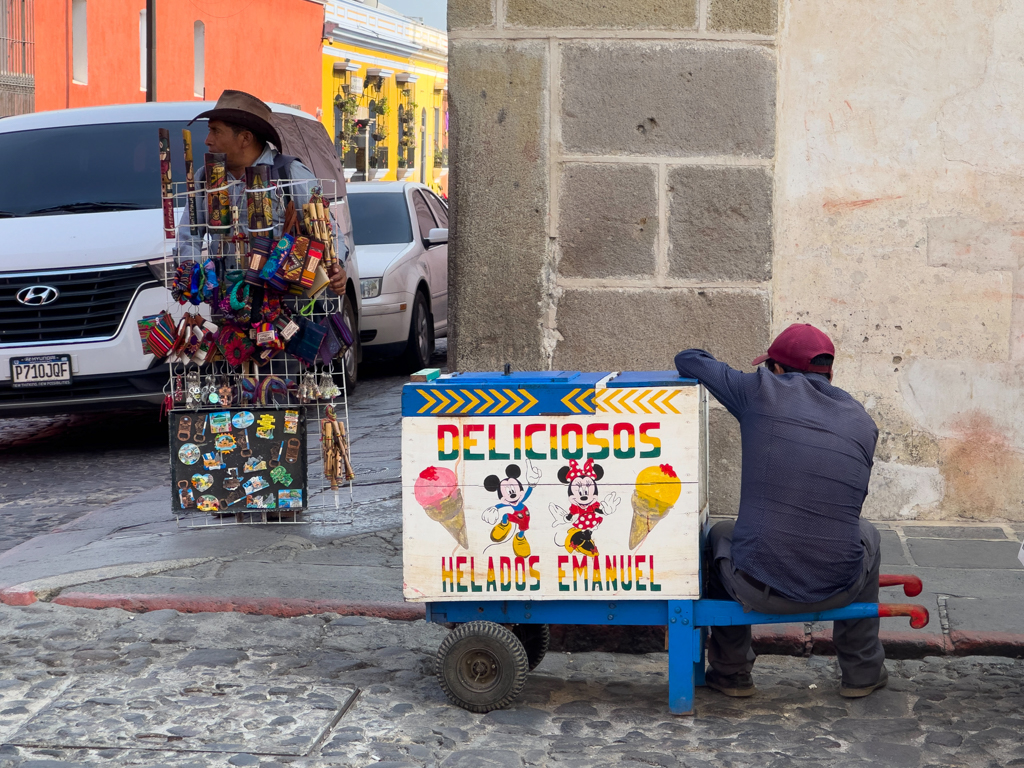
[448,0,777,514]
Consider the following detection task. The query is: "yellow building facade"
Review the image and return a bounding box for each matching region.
[320,0,449,194]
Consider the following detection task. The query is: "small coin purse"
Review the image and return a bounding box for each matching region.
[284,316,328,365]
[317,316,343,365]
[329,311,355,348]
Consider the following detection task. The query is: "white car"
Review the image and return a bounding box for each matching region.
[0,101,361,416]
[347,181,448,371]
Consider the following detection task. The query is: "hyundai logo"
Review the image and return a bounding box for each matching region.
[15,285,60,307]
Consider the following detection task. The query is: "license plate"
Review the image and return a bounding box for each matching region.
[10,354,72,388]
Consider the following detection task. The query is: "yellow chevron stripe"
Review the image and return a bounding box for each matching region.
[463,389,480,413]
[447,389,465,413]
[417,389,436,414]
[504,389,523,414]
[561,388,582,414]
[491,389,508,413]
[578,388,596,412]
[431,389,450,415]
[521,390,539,413]
[475,389,493,413]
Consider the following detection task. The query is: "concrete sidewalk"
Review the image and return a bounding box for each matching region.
[1,480,1021,658]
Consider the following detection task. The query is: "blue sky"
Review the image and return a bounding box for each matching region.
[384,0,447,30]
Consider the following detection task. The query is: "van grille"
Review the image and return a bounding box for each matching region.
[0,265,158,345]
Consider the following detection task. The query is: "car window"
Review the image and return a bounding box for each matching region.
[423,191,448,228]
[411,190,439,241]
[0,120,208,218]
[347,192,414,245]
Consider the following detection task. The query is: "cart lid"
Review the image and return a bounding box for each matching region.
[606,371,698,387]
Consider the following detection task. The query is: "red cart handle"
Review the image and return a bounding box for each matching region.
[879,603,929,629]
[879,574,923,597]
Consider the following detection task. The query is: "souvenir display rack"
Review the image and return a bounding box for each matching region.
[145,136,356,527]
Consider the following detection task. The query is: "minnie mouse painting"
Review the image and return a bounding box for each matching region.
[481,459,542,558]
[548,458,620,557]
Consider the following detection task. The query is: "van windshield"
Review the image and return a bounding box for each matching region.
[0,120,209,218]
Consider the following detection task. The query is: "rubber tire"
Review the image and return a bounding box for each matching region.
[512,624,550,671]
[436,621,529,713]
[340,293,359,393]
[403,290,433,373]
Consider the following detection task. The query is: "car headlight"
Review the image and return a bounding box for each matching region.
[361,278,382,299]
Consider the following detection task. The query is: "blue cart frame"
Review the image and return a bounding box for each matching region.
[426,595,925,715]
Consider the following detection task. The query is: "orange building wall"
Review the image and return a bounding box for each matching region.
[35,0,324,116]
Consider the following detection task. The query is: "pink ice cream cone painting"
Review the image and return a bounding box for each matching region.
[414,466,468,549]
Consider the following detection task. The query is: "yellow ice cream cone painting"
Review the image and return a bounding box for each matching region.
[414,466,468,549]
[629,463,682,550]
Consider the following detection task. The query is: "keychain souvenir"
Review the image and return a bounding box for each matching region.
[209,411,232,434]
[193,415,209,445]
[177,481,196,509]
[232,411,255,429]
[201,375,217,405]
[178,443,201,465]
[318,371,341,400]
[218,379,234,408]
[186,371,202,410]
[270,465,293,487]
[283,410,299,435]
[174,374,186,405]
[203,451,226,470]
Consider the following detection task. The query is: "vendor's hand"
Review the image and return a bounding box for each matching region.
[328,263,347,296]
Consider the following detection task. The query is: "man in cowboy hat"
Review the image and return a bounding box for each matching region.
[675,324,886,699]
[179,90,346,294]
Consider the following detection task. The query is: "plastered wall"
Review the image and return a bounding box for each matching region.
[449,0,1024,522]
[775,0,1024,522]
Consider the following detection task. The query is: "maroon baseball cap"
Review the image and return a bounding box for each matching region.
[752,323,835,373]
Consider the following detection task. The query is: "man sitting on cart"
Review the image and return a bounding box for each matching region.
[675,324,887,699]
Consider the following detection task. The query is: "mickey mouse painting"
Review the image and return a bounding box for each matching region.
[548,458,620,557]
[481,459,542,558]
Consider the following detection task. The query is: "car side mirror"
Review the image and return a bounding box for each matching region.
[426,227,448,246]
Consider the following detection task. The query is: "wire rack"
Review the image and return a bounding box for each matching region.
[159,173,354,527]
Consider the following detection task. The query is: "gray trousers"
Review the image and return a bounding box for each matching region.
[704,518,885,688]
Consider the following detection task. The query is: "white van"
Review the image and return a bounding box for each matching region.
[0,102,361,416]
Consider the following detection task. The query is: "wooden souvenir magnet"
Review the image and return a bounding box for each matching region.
[269,440,284,468]
[239,428,253,457]
[193,415,209,445]
[285,438,301,464]
[177,415,193,441]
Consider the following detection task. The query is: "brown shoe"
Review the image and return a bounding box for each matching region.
[839,667,888,698]
[705,668,756,697]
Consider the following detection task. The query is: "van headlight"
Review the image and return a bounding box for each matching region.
[360,278,382,299]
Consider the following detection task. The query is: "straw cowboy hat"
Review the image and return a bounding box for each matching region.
[191,89,283,150]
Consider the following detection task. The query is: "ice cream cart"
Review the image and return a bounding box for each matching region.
[401,370,929,714]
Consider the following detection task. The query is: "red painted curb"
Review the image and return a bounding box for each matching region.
[950,630,1024,658]
[0,589,37,606]
[810,627,950,659]
[52,592,426,621]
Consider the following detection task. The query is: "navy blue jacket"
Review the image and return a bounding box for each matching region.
[675,349,878,602]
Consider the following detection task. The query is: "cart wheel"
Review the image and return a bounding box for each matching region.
[435,621,529,713]
[512,623,550,671]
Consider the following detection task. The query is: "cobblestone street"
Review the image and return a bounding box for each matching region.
[0,602,1022,768]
